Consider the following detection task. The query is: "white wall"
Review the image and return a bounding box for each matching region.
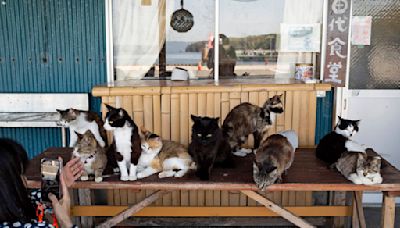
[346,90,400,204]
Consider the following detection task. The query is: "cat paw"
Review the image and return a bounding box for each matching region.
[136,172,146,179]
[113,167,120,173]
[233,151,247,157]
[80,176,89,181]
[95,177,103,183]
[128,175,137,181]
[158,172,167,178]
[174,171,186,178]
[120,175,129,181]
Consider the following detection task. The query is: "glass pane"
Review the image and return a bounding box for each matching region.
[219,0,324,79]
[166,0,214,79]
[349,0,400,89]
[112,0,214,80]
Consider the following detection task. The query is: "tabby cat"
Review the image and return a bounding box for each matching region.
[73,130,107,182]
[137,128,194,179]
[253,134,295,190]
[222,94,284,157]
[104,105,141,181]
[189,115,233,180]
[335,149,383,185]
[316,116,366,165]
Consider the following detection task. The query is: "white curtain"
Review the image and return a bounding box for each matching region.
[112,0,174,80]
[276,0,324,78]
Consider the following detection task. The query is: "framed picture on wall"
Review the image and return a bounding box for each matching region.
[280,23,321,52]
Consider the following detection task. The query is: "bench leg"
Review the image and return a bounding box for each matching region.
[61,127,67,147]
[241,190,315,228]
[381,192,396,228]
[352,191,366,228]
[97,190,167,228]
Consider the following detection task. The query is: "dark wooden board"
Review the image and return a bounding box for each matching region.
[26,148,400,192]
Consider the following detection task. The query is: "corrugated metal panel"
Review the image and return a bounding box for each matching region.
[0,0,106,158]
[315,90,334,144]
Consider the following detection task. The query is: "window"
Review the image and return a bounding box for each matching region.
[109,0,324,81]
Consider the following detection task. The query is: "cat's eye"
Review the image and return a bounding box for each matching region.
[197,134,202,137]
[206,134,212,138]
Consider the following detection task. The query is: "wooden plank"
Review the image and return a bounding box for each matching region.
[97,191,167,228]
[114,189,121,206]
[213,190,221,206]
[143,95,153,131]
[241,190,315,228]
[229,191,240,206]
[299,91,308,146]
[188,93,198,206]
[120,189,128,205]
[308,91,317,146]
[381,192,396,228]
[180,94,189,145]
[229,92,241,110]
[206,190,214,206]
[267,91,277,134]
[282,191,289,206]
[128,190,136,205]
[73,206,353,217]
[332,191,346,227]
[172,191,180,206]
[248,91,259,105]
[352,191,366,228]
[190,190,198,206]
[181,190,189,206]
[214,93,221,124]
[122,96,133,117]
[284,91,293,131]
[161,94,171,140]
[78,189,93,227]
[221,92,230,121]
[170,94,180,142]
[198,189,205,206]
[221,190,229,206]
[132,95,144,128]
[162,192,172,205]
[241,92,249,103]
[206,93,214,206]
[197,93,207,116]
[153,95,161,135]
[292,91,300,144]
[240,192,247,206]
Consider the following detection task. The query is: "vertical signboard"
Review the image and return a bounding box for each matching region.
[323,0,351,87]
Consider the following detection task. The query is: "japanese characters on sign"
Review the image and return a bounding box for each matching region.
[323,0,351,87]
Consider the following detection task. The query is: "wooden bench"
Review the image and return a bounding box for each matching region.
[0,93,88,146]
[26,147,400,227]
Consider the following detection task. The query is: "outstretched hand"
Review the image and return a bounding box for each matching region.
[63,157,84,187]
[48,171,73,228]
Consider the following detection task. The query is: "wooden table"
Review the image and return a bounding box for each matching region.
[26,148,400,227]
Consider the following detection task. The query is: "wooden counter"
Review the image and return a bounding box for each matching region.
[92,78,332,210]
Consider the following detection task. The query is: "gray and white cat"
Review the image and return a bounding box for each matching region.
[73,130,107,183]
[222,95,284,157]
[335,150,382,185]
[57,108,107,148]
[253,134,295,191]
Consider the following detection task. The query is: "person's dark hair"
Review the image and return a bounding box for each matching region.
[0,138,36,223]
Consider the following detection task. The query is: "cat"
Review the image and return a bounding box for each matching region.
[57,108,118,174]
[316,116,367,166]
[57,108,108,148]
[189,115,233,180]
[253,134,295,191]
[72,130,107,183]
[136,128,194,179]
[222,94,284,157]
[103,104,141,181]
[335,149,382,185]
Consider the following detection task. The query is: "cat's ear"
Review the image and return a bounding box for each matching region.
[191,115,200,122]
[105,104,114,110]
[84,130,91,135]
[56,109,64,113]
[213,117,220,124]
[139,126,149,137]
[354,120,361,126]
[75,131,83,140]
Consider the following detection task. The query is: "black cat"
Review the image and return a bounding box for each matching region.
[316,116,365,166]
[189,115,233,180]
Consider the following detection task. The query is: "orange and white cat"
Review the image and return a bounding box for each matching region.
[137,128,194,179]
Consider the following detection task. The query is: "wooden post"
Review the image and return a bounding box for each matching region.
[241,190,315,228]
[381,192,396,228]
[352,191,366,228]
[78,189,93,227]
[97,190,167,228]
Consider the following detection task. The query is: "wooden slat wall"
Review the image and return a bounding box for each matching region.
[101,87,317,207]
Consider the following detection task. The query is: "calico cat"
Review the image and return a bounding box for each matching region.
[253,134,295,191]
[316,116,366,165]
[137,128,194,179]
[103,105,141,181]
[57,108,108,148]
[73,130,107,183]
[335,149,383,185]
[189,115,233,180]
[222,94,284,157]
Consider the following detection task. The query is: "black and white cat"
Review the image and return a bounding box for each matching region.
[316,116,367,165]
[57,108,108,148]
[103,105,142,181]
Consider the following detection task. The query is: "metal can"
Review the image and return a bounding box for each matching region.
[295,63,314,81]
